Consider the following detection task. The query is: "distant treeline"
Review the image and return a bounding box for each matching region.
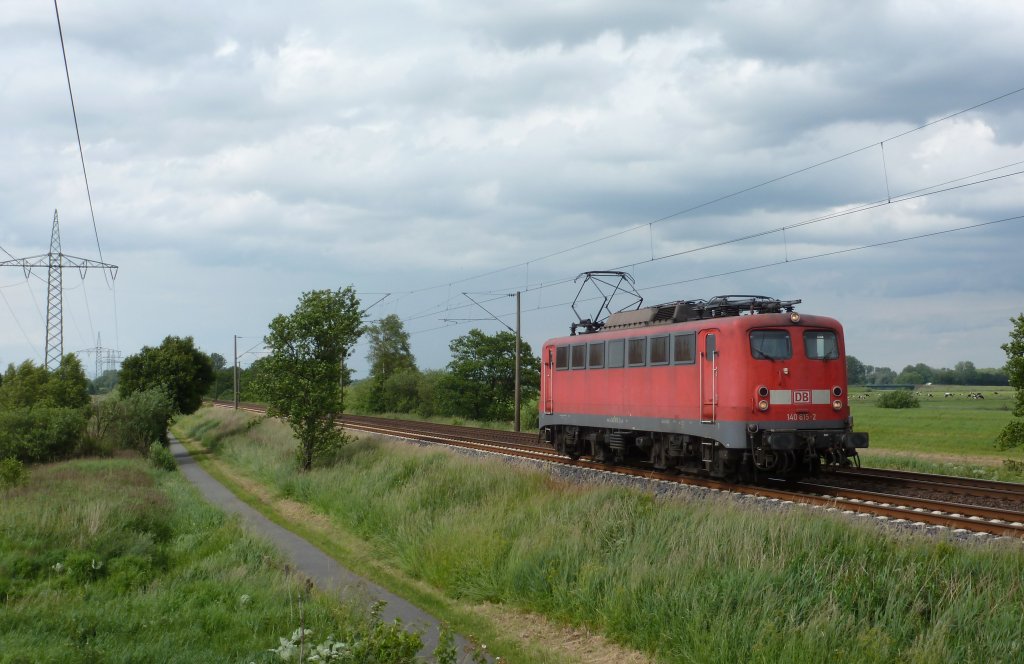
[205,325,542,426]
[847,357,1008,386]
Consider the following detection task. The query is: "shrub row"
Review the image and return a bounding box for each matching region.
[0,387,175,465]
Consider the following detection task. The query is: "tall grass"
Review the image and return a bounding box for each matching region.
[861,453,1024,482]
[0,456,422,662]
[177,408,1024,663]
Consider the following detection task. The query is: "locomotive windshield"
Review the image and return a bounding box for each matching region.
[804,330,840,360]
[750,330,792,360]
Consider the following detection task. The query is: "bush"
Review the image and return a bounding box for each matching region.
[148,442,177,472]
[521,397,540,430]
[0,457,26,489]
[0,407,87,462]
[345,379,373,413]
[85,387,176,454]
[876,390,920,409]
[996,419,1024,450]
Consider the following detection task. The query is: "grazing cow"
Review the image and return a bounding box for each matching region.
[944,392,953,398]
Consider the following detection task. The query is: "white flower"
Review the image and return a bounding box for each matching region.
[52,562,64,573]
[239,594,251,606]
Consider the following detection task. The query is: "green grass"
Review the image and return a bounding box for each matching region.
[176,410,553,663]
[347,408,523,432]
[0,456,422,663]
[850,387,1022,475]
[177,407,1024,664]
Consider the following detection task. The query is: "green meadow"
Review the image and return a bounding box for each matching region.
[849,387,1024,481]
[0,457,424,663]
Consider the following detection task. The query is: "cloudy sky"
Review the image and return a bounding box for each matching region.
[2,1,1023,380]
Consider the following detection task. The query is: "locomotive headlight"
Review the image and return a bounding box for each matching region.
[789,312,801,324]
[757,399,770,412]
[832,399,844,411]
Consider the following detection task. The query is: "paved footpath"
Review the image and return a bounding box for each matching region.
[169,434,474,659]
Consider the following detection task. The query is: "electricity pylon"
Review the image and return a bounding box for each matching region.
[74,332,122,379]
[0,209,118,370]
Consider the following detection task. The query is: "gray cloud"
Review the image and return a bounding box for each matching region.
[1,1,1023,377]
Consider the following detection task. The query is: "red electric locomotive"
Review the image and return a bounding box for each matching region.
[539,294,868,480]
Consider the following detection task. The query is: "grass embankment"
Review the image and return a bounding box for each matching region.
[0,456,421,663]
[177,407,1024,664]
[850,387,1024,481]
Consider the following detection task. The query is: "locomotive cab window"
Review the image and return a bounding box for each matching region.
[571,344,587,370]
[673,332,696,364]
[555,346,569,370]
[628,338,647,367]
[750,330,792,360]
[804,330,839,360]
[607,339,625,368]
[588,342,606,368]
[649,335,669,365]
[705,333,716,359]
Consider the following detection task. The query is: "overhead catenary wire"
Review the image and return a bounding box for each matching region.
[382,160,1024,330]
[404,211,1024,337]
[381,84,1024,299]
[365,92,1024,327]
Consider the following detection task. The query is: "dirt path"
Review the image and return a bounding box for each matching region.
[171,432,657,664]
[169,434,469,659]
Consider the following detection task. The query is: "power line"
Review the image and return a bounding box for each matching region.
[53,0,110,289]
[0,288,43,361]
[386,84,1024,299]
[382,160,1024,329]
[404,211,1024,338]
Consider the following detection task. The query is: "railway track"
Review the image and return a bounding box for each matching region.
[208,401,1024,540]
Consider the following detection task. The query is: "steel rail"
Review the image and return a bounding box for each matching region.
[207,401,1024,539]
[795,482,1024,525]
[831,467,1024,501]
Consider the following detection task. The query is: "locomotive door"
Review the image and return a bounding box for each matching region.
[543,347,554,414]
[699,331,718,423]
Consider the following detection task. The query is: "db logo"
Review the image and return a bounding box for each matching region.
[794,390,812,404]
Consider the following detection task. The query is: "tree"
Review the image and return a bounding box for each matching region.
[897,367,925,385]
[45,353,90,409]
[864,366,896,385]
[90,369,120,395]
[441,328,540,421]
[210,352,227,371]
[255,287,363,471]
[997,314,1024,451]
[0,360,49,410]
[954,360,978,386]
[846,355,866,385]
[0,356,89,462]
[365,314,417,412]
[896,362,936,385]
[119,336,215,416]
[206,367,236,400]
